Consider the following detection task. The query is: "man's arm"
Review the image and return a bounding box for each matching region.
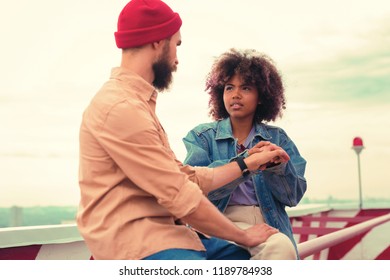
[181,195,278,247]
[203,143,290,194]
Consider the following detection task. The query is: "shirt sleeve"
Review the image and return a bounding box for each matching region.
[96,99,208,219]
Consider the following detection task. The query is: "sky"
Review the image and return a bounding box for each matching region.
[0,0,389,207]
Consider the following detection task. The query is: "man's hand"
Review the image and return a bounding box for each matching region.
[236,223,279,247]
[247,141,271,156]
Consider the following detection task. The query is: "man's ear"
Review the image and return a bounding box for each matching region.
[152,41,163,50]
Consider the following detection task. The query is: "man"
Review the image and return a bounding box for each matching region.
[77,0,290,260]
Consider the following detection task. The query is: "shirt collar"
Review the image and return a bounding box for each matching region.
[110,67,157,102]
[215,118,272,141]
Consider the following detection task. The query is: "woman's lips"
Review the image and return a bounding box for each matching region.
[231,103,243,109]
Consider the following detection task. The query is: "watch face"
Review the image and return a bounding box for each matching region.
[243,169,250,176]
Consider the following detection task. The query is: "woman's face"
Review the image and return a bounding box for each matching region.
[223,74,259,122]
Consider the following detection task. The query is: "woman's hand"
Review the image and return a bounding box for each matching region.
[245,141,290,171]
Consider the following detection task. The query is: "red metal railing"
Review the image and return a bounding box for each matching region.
[297,212,390,259]
[1,206,389,260]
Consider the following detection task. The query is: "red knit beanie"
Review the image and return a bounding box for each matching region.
[115,0,182,49]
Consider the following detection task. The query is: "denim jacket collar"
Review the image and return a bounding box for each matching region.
[215,118,272,141]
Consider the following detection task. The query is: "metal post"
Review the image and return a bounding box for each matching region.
[357,153,363,209]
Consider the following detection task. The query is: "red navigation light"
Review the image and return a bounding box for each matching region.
[353,137,364,147]
[352,137,364,155]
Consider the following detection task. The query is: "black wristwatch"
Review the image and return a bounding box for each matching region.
[234,156,250,177]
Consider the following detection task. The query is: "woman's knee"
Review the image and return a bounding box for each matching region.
[251,233,297,260]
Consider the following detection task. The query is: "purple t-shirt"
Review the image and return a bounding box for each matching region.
[229,126,258,206]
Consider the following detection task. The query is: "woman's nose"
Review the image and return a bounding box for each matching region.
[232,89,241,98]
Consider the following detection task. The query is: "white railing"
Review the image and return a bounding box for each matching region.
[0,224,82,248]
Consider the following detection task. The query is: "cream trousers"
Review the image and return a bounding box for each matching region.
[225,205,297,260]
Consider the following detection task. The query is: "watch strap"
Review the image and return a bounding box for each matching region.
[235,157,250,177]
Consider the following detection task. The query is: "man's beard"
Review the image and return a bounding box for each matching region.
[152,45,175,91]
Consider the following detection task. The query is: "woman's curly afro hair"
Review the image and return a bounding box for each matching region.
[205,48,286,123]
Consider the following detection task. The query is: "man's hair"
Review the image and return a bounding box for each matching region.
[205,48,286,123]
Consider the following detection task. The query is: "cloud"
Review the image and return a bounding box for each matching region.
[316,51,389,102]
[283,19,390,103]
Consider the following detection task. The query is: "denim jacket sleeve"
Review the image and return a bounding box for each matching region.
[261,131,307,207]
[182,129,228,168]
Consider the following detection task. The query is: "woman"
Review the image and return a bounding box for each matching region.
[183,48,307,259]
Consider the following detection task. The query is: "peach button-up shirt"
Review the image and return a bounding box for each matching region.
[77,67,213,260]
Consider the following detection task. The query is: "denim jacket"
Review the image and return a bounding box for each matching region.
[182,118,307,250]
